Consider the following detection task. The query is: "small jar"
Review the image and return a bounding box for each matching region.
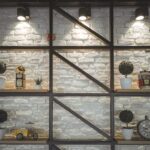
[138,69,150,89]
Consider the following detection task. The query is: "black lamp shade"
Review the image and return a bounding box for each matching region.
[17,7,26,21]
[135,7,149,20]
[17,7,30,21]
[79,7,91,21]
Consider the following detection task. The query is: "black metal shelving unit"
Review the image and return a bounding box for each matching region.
[0,0,150,150]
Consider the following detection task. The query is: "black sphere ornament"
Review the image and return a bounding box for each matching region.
[0,110,7,123]
[119,110,134,124]
[119,61,134,77]
[0,61,6,74]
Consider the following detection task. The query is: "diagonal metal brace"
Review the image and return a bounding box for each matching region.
[52,145,61,150]
[54,7,110,45]
[53,51,110,92]
[54,97,110,139]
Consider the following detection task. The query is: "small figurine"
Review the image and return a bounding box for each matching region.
[138,67,150,89]
[34,77,42,89]
[10,122,38,140]
[16,66,26,89]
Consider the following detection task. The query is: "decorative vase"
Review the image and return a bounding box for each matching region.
[35,84,42,90]
[120,77,132,89]
[122,128,133,140]
[0,76,6,89]
[0,128,6,140]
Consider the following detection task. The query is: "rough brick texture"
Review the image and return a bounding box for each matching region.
[0,50,49,89]
[0,6,149,150]
[0,8,49,46]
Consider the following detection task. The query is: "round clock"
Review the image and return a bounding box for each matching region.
[137,116,150,140]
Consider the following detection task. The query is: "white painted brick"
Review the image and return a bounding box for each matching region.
[26,34,42,40]
[0,7,150,150]
[66,41,83,46]
[72,33,89,40]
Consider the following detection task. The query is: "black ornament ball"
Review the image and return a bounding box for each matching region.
[0,110,7,123]
[0,61,6,74]
[119,110,134,123]
[119,61,134,76]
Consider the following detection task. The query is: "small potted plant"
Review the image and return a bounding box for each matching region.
[119,61,134,89]
[0,61,7,89]
[119,110,134,140]
[0,110,8,140]
[34,77,43,89]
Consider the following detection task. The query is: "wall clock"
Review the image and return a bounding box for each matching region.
[137,116,150,140]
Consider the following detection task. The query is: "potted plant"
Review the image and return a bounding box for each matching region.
[119,110,134,140]
[119,61,134,89]
[0,61,6,89]
[34,77,43,89]
[0,110,8,140]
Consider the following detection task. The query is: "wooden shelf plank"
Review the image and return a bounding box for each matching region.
[0,89,49,92]
[117,140,150,145]
[0,89,50,96]
[0,139,48,145]
[115,89,150,92]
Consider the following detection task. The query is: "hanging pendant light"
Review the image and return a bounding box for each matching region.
[79,7,91,21]
[135,7,149,21]
[17,7,30,21]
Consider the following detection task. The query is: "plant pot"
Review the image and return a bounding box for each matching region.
[120,77,132,89]
[0,76,6,89]
[35,84,42,90]
[122,128,133,140]
[0,128,6,140]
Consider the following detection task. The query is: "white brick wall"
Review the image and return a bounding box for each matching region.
[53,8,109,46]
[0,50,49,89]
[114,50,150,89]
[53,97,110,140]
[114,7,150,46]
[0,8,49,46]
[0,6,149,150]
[0,97,49,132]
[53,50,110,93]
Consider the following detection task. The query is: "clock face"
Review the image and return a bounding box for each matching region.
[137,119,150,139]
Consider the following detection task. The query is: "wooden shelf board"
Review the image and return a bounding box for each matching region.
[0,139,48,144]
[0,89,49,93]
[117,139,150,145]
[115,89,150,93]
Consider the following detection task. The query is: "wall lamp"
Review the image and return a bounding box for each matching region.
[79,7,91,21]
[135,7,149,21]
[17,7,30,21]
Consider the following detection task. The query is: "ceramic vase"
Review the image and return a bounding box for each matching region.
[122,128,133,140]
[120,77,132,89]
[0,76,6,89]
